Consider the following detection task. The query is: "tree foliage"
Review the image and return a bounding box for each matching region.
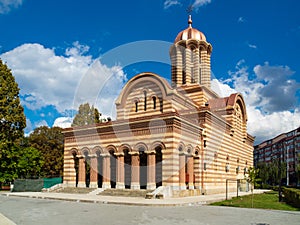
[256,159,286,187]
[17,146,44,179]
[0,143,43,183]
[71,103,101,127]
[28,126,64,177]
[0,60,27,184]
[246,167,261,208]
[0,59,26,143]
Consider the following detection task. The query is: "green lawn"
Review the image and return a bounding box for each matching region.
[211,191,300,211]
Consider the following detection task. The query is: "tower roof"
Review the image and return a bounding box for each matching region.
[174,15,206,43]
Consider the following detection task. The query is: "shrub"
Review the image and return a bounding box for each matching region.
[282,187,300,208]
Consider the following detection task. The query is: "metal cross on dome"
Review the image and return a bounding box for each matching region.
[186,4,194,14]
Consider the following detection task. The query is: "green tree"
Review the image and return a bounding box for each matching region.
[0,59,26,143]
[256,162,269,188]
[0,59,26,185]
[246,167,261,208]
[28,126,64,177]
[0,143,21,184]
[71,103,101,127]
[0,143,43,183]
[17,147,44,179]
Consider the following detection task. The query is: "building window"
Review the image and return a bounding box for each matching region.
[191,49,195,83]
[144,91,147,111]
[182,50,186,84]
[135,101,138,112]
[159,98,163,113]
[152,96,156,109]
[199,68,202,84]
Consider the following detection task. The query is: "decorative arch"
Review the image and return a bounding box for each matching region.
[80,147,90,156]
[92,146,104,155]
[70,148,79,156]
[119,144,132,152]
[177,142,186,153]
[150,141,166,152]
[227,93,248,123]
[134,142,148,152]
[105,145,118,154]
[115,72,174,109]
[194,146,201,157]
[186,144,193,155]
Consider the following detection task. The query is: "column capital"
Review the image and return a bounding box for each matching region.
[145,150,156,155]
[101,153,111,158]
[129,151,139,156]
[114,152,124,157]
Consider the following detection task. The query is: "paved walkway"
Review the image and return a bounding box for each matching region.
[0,213,16,225]
[1,189,268,207]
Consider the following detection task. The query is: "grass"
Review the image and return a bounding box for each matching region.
[210,191,300,211]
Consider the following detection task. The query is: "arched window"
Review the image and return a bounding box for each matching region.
[144,91,147,111]
[135,101,138,112]
[159,98,163,113]
[182,49,186,85]
[191,48,195,83]
[152,96,157,109]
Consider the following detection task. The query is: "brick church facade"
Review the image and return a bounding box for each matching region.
[63,16,254,195]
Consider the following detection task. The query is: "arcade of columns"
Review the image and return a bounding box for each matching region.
[69,145,199,190]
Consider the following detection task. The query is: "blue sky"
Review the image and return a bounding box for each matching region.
[0,0,299,144]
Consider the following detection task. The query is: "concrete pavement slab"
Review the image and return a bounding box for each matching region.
[0,213,16,225]
[1,190,269,206]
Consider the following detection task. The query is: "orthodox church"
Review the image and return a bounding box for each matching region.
[63,16,254,196]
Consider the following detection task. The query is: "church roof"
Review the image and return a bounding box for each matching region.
[174,15,207,43]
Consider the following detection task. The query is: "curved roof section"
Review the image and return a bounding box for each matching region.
[208,93,248,122]
[174,15,207,43]
[115,72,174,107]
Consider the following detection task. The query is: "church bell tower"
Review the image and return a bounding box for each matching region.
[170,15,213,88]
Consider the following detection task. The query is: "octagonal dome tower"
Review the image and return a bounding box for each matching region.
[170,15,212,88]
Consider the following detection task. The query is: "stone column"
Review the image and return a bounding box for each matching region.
[130,152,140,190]
[115,153,125,189]
[77,157,86,188]
[89,156,98,188]
[179,153,186,190]
[187,155,194,189]
[102,154,111,189]
[146,150,156,190]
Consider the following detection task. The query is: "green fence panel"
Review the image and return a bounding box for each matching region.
[43,177,62,188]
[13,179,44,192]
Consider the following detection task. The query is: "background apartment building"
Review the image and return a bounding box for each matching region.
[254,127,300,186]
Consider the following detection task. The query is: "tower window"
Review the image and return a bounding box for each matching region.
[144,91,147,111]
[182,50,186,84]
[191,49,195,83]
[159,98,163,113]
[135,101,138,112]
[152,96,156,109]
[199,68,202,84]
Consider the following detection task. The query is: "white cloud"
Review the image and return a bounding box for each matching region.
[248,44,257,49]
[164,0,181,9]
[212,60,300,144]
[0,0,23,14]
[1,43,92,112]
[192,0,212,10]
[238,17,244,23]
[53,117,73,128]
[34,120,49,128]
[211,78,236,97]
[1,42,127,131]
[163,0,212,11]
[1,42,127,116]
